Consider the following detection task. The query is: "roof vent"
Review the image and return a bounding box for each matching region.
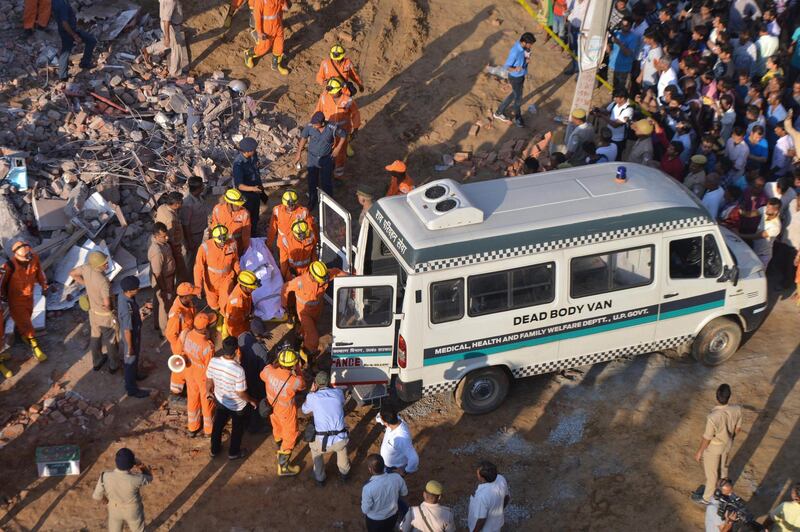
[405,179,484,230]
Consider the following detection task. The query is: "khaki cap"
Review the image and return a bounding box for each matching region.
[88,251,108,268]
[691,154,707,165]
[631,119,653,136]
[425,480,443,495]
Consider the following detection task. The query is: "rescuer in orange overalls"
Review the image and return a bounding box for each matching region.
[180,312,217,436]
[315,44,364,93]
[280,260,344,355]
[0,241,48,362]
[220,271,260,339]
[221,0,254,31]
[211,189,251,253]
[166,282,197,395]
[23,0,50,35]
[384,160,415,197]
[243,0,290,74]
[266,189,314,252]
[260,346,305,476]
[278,220,318,281]
[0,301,11,378]
[194,225,241,320]
[314,77,361,179]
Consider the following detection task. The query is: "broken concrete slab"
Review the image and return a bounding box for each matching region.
[32,198,70,231]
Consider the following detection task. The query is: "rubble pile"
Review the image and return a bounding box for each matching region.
[0,2,301,321]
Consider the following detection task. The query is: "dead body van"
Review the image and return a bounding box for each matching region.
[318,163,768,414]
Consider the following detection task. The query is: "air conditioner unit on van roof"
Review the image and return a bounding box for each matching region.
[406,179,484,230]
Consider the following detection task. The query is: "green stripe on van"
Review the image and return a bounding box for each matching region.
[658,299,725,320]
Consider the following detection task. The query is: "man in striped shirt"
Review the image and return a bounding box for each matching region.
[206,337,257,459]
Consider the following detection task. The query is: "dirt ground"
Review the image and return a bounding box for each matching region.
[2,0,800,530]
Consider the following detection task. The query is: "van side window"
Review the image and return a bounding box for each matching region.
[430,279,464,324]
[336,285,394,328]
[468,263,555,317]
[571,246,653,298]
[669,235,723,279]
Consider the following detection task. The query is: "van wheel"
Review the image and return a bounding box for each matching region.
[455,367,510,415]
[691,318,742,366]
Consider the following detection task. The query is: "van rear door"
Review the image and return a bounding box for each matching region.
[331,275,399,401]
[319,191,352,272]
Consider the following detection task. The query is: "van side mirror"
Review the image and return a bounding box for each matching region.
[718,265,739,286]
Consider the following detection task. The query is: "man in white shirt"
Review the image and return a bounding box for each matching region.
[638,29,662,90]
[468,461,510,532]
[301,371,350,485]
[656,55,679,101]
[754,22,779,76]
[771,123,795,177]
[592,88,633,159]
[376,407,419,476]
[725,126,750,179]
[701,173,725,219]
[362,454,408,532]
[778,178,800,289]
[741,198,782,266]
[400,480,456,532]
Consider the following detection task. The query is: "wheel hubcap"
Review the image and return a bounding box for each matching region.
[469,378,495,403]
[709,332,729,354]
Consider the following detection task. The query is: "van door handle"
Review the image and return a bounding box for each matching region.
[335,341,354,346]
[664,292,679,299]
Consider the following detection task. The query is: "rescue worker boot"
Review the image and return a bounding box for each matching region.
[222,5,233,29]
[28,337,47,362]
[272,54,289,76]
[244,49,256,69]
[0,362,11,378]
[215,311,225,333]
[277,450,299,476]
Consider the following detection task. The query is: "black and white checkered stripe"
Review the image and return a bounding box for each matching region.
[420,335,694,396]
[414,216,710,273]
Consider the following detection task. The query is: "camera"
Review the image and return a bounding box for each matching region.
[714,490,752,524]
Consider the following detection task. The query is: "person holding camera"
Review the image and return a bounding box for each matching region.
[693,384,743,505]
[301,371,350,486]
[705,478,745,532]
[92,447,153,532]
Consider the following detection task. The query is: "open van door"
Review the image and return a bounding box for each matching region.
[318,191,352,272]
[331,275,398,403]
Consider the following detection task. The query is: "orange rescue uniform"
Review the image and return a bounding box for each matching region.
[211,202,251,252]
[193,239,240,311]
[315,57,363,88]
[280,268,344,352]
[220,284,252,339]
[23,0,50,30]
[252,0,287,58]
[180,329,216,435]
[0,253,47,338]
[386,173,415,196]
[277,232,317,280]
[314,91,360,178]
[260,364,305,452]
[266,204,314,250]
[166,298,196,394]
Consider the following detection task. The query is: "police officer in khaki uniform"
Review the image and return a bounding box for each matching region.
[148,222,176,336]
[92,448,153,532]
[400,480,456,532]
[155,191,189,282]
[181,177,210,269]
[70,251,119,372]
[693,383,743,504]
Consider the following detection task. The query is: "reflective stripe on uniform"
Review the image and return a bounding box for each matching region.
[289,258,311,267]
[296,297,319,306]
[207,266,232,274]
[263,14,278,20]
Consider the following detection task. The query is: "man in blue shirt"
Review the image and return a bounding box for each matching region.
[51,0,96,80]
[493,32,536,128]
[117,276,150,399]
[232,137,265,235]
[608,17,640,91]
[294,111,346,208]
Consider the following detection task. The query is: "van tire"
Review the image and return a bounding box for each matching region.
[455,367,510,415]
[691,318,742,366]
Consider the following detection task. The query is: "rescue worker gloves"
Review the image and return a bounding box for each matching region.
[309,261,329,284]
[326,77,344,95]
[194,312,217,330]
[224,188,246,206]
[330,44,345,61]
[277,347,299,368]
[11,241,32,261]
[238,270,261,289]
[281,189,299,208]
[291,220,310,240]
[211,224,230,244]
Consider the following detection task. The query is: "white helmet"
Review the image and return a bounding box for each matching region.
[228,79,247,96]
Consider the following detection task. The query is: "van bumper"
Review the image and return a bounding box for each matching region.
[740,302,767,332]
[395,377,423,403]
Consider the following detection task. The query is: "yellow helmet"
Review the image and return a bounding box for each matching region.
[211,224,229,243]
[291,220,310,240]
[330,44,345,61]
[326,77,344,95]
[278,347,299,368]
[224,188,245,206]
[309,260,329,284]
[238,270,261,289]
[282,189,299,207]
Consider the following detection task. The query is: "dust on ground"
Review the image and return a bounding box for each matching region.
[3,0,800,530]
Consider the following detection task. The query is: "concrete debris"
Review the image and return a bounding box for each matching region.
[0,391,108,444]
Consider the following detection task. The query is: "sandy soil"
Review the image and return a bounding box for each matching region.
[2,0,800,531]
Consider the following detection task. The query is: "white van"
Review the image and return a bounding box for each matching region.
[319,163,767,414]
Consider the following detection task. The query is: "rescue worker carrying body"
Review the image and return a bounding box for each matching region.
[1,241,49,362]
[313,77,361,180]
[280,260,345,356]
[315,44,364,94]
[260,345,306,476]
[243,0,291,75]
[266,189,314,252]
[180,312,217,437]
[221,270,260,339]
[194,225,241,324]
[166,282,197,396]
[211,189,251,253]
[384,160,415,197]
[278,220,318,281]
